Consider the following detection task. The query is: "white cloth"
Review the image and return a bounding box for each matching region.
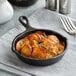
[0,9,76,76]
[0,0,6,4]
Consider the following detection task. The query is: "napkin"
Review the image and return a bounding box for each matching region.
[0,8,76,76]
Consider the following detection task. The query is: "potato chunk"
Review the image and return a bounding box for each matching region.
[27,33,40,41]
[21,44,32,57]
[39,38,51,51]
[48,35,59,44]
[32,47,46,59]
[16,39,25,51]
[30,40,39,48]
[16,38,30,51]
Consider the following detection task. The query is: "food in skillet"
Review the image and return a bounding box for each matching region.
[16,31,65,59]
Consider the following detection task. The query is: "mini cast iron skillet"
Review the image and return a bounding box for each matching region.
[12,16,67,66]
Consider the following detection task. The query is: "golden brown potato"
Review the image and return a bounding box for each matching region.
[39,38,51,51]
[16,39,25,51]
[32,47,46,59]
[21,44,32,57]
[46,53,54,58]
[48,35,59,44]
[16,38,30,51]
[27,33,40,41]
[49,46,59,55]
[30,40,39,48]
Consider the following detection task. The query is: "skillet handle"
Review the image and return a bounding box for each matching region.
[19,16,33,30]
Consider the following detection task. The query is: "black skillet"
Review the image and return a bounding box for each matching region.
[12,16,67,66]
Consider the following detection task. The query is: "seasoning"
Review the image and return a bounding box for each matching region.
[45,0,57,11]
[59,0,71,14]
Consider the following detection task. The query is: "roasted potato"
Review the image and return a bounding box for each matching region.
[16,31,64,59]
[32,47,46,59]
[48,35,59,44]
[16,39,25,51]
[27,33,40,41]
[21,44,32,57]
[39,38,51,51]
[30,40,39,48]
[16,38,30,50]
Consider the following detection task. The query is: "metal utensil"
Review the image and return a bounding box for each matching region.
[60,15,76,34]
[59,0,71,14]
[45,0,57,11]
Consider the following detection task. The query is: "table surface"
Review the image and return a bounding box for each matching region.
[0,0,76,75]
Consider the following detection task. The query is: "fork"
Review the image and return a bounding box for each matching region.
[60,15,76,34]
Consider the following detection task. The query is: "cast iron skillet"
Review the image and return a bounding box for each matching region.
[12,16,67,66]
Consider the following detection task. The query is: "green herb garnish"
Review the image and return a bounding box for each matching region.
[38,41,44,44]
[33,53,40,57]
[19,43,22,46]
